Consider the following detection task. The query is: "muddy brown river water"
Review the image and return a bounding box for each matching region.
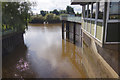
[3,24,87,78]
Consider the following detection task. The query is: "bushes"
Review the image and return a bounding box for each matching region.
[30,13,61,24]
[45,13,60,23]
[30,15,45,23]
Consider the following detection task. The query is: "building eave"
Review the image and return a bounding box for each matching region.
[71,0,96,5]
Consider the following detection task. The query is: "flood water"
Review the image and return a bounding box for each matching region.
[3,24,87,78]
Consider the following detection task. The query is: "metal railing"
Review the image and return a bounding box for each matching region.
[67,16,81,23]
[60,15,82,23]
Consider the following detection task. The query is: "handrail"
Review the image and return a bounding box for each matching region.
[60,16,82,23]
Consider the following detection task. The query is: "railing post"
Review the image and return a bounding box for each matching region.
[62,21,64,39]
[73,22,76,44]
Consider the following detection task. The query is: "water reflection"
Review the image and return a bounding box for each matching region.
[62,40,86,78]
[3,24,87,78]
[2,43,37,78]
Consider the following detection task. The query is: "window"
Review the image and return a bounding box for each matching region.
[88,4,92,18]
[106,23,120,42]
[96,22,103,41]
[98,2,104,19]
[82,20,84,29]
[85,5,88,18]
[84,20,87,30]
[91,21,95,36]
[87,20,91,33]
[92,3,96,18]
[109,2,120,19]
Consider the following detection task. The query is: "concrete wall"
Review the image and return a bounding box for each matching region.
[82,31,119,78]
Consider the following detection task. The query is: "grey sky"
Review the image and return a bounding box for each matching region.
[29,0,82,14]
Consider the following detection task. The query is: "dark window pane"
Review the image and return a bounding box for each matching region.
[109,2,120,19]
[92,3,96,18]
[88,4,91,18]
[85,5,88,18]
[98,2,104,19]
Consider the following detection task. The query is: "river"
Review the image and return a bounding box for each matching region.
[2,23,87,78]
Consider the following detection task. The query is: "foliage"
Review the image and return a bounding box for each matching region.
[40,10,48,16]
[59,10,67,14]
[30,15,45,23]
[52,9,59,15]
[45,13,54,22]
[66,6,75,14]
[39,6,75,16]
[76,12,82,17]
[30,13,60,23]
[30,6,79,24]
[45,13,60,23]
[2,2,31,32]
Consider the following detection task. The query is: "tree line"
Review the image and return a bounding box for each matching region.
[29,6,81,24]
[2,2,82,33]
[40,6,75,16]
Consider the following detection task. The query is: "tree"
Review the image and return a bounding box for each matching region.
[40,10,47,16]
[2,2,31,31]
[59,10,67,14]
[66,6,75,14]
[45,13,54,23]
[45,13,60,23]
[76,12,82,17]
[52,9,59,15]
[30,15,45,23]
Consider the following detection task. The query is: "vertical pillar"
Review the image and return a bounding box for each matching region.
[94,2,99,38]
[62,39,65,57]
[62,21,64,39]
[102,2,107,45]
[66,21,69,40]
[73,22,76,44]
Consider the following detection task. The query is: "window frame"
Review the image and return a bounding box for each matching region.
[108,1,120,20]
[104,2,120,44]
[107,2,120,22]
[98,2,104,20]
[82,2,104,43]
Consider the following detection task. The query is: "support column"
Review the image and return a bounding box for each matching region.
[73,22,76,44]
[66,21,69,40]
[62,21,64,39]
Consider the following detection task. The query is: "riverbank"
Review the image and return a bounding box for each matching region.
[29,13,61,24]
[28,23,62,27]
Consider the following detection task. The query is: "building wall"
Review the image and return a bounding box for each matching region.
[65,21,119,78]
[82,31,119,78]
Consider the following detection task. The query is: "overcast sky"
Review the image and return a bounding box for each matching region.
[29,0,82,14]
